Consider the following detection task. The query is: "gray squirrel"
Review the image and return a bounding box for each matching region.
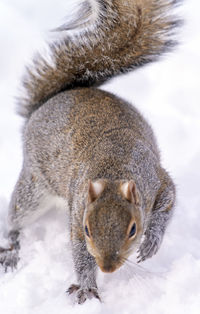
[0,0,180,304]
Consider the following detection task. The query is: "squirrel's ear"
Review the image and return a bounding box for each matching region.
[120,181,140,205]
[88,180,105,203]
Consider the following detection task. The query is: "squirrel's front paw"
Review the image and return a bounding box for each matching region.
[67,284,100,304]
[0,247,19,272]
[137,231,161,263]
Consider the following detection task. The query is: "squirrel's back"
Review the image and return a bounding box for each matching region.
[18,0,181,118]
[24,88,160,205]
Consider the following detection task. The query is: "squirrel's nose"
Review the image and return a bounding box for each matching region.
[101,264,116,273]
[100,254,119,273]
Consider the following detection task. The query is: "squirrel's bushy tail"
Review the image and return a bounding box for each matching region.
[18,0,181,118]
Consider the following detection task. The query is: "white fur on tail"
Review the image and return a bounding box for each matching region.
[53,0,102,32]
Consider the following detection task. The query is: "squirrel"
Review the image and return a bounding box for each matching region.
[0,0,180,304]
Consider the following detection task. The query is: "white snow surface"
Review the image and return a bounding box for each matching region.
[0,0,200,313]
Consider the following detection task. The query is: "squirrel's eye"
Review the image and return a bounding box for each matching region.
[85,225,90,237]
[129,223,136,238]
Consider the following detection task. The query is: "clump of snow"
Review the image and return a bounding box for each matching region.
[0,0,200,313]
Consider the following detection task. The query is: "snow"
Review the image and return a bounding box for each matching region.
[0,0,200,313]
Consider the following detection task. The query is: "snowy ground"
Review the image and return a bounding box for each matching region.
[0,0,200,313]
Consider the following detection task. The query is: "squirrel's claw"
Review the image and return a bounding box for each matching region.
[0,246,19,272]
[67,284,80,295]
[137,233,161,263]
[77,287,101,304]
[88,288,101,301]
[67,284,101,304]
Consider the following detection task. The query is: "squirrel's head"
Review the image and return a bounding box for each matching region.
[83,179,144,273]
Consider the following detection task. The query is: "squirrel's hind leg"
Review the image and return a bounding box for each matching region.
[0,230,20,271]
[0,167,58,271]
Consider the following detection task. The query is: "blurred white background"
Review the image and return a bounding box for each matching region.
[0,1,199,313]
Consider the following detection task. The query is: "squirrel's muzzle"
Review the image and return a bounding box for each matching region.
[97,253,121,273]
